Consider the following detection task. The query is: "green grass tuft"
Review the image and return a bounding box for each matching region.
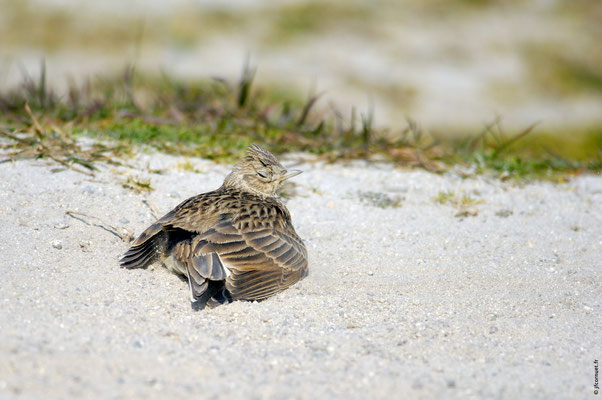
[0,67,600,181]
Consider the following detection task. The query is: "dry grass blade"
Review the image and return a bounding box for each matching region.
[361,108,373,158]
[296,92,323,126]
[0,105,119,176]
[0,129,32,144]
[237,61,256,108]
[25,103,45,139]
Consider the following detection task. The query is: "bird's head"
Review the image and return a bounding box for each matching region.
[223,144,302,197]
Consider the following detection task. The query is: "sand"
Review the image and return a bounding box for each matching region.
[0,151,600,399]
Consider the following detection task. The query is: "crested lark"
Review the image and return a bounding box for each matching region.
[119,144,308,308]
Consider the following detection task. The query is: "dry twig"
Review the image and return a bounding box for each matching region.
[66,211,134,242]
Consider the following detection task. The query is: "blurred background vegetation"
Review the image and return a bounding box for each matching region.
[0,0,600,178]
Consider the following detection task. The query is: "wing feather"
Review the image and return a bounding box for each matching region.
[210,241,249,255]
[195,211,307,301]
[170,240,229,300]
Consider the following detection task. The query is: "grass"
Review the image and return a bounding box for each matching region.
[0,64,600,181]
[434,191,484,207]
[434,190,485,217]
[122,175,154,193]
[176,159,202,173]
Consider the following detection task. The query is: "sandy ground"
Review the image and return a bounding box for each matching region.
[0,150,601,399]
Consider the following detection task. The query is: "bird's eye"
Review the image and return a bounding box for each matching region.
[257,171,267,179]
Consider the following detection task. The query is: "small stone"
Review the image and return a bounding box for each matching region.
[489,326,498,334]
[119,218,130,224]
[51,240,63,250]
[54,222,69,229]
[79,240,91,252]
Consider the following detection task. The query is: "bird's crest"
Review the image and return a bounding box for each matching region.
[244,144,283,168]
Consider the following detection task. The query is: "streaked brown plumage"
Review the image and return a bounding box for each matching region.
[119,144,308,308]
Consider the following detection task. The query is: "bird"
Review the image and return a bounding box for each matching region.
[119,144,308,308]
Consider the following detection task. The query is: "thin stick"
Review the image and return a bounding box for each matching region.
[142,198,162,220]
[66,211,134,242]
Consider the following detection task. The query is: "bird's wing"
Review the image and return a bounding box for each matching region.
[226,265,307,301]
[119,220,167,268]
[120,192,220,269]
[200,216,308,301]
[119,198,185,268]
[164,193,224,233]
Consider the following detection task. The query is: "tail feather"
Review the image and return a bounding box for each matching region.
[119,223,166,269]
[119,243,157,269]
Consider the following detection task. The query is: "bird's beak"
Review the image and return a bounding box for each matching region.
[280,169,303,181]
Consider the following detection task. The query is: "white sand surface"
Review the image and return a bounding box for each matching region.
[0,151,600,399]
